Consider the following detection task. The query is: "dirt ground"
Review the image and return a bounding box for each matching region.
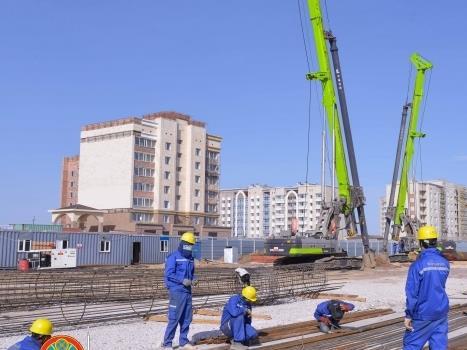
[0,262,466,350]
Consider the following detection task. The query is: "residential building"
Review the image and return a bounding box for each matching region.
[55,111,229,237]
[379,179,467,241]
[220,183,333,238]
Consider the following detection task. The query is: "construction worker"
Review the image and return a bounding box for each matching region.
[161,232,198,350]
[220,286,258,349]
[314,300,355,333]
[8,318,53,350]
[403,225,450,350]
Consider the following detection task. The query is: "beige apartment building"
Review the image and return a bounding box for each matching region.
[55,111,229,237]
[220,183,333,238]
[379,179,467,241]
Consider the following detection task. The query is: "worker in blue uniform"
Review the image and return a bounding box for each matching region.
[403,225,450,350]
[161,232,198,350]
[8,319,53,350]
[314,300,355,333]
[220,286,258,349]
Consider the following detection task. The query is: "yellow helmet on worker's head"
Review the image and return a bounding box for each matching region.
[181,231,196,245]
[418,225,438,241]
[242,286,257,303]
[30,318,53,336]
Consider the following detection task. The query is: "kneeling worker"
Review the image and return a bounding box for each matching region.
[8,318,53,350]
[314,300,354,333]
[220,286,258,349]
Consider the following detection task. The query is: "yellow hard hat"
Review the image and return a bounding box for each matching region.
[242,286,257,302]
[30,318,53,336]
[181,231,196,245]
[418,225,438,240]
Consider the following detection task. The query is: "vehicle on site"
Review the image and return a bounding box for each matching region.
[382,54,433,254]
[265,0,374,268]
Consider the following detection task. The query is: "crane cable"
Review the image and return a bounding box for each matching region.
[297,0,326,235]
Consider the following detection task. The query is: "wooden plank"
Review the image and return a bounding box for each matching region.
[308,292,367,302]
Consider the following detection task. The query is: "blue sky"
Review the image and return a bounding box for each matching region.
[1,0,466,234]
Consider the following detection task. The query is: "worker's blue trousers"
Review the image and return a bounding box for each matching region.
[220,315,258,344]
[403,317,448,350]
[163,291,193,347]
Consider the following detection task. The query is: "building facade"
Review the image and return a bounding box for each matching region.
[57,112,228,237]
[220,184,333,238]
[379,179,467,241]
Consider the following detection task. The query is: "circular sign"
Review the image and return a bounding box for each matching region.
[41,335,84,350]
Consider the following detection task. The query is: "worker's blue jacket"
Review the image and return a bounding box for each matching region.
[7,336,41,350]
[221,294,252,327]
[314,300,355,321]
[164,249,195,293]
[405,247,450,321]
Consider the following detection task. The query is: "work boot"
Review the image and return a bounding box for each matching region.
[230,341,248,350]
[179,343,197,350]
[158,343,172,350]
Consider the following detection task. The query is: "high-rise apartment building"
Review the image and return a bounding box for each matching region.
[379,179,467,241]
[220,184,333,238]
[57,111,229,237]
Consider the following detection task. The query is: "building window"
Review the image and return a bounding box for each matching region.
[176,195,181,200]
[160,239,169,252]
[132,212,154,222]
[70,181,74,187]
[165,142,171,151]
[194,203,200,211]
[195,189,200,197]
[195,162,200,170]
[99,240,111,253]
[195,148,201,156]
[193,217,200,225]
[71,171,74,177]
[163,215,170,223]
[165,156,170,165]
[177,181,182,186]
[18,240,31,252]
[164,200,170,209]
[178,153,182,158]
[208,232,218,238]
[164,171,170,180]
[195,176,200,184]
[134,168,155,177]
[164,186,170,194]
[177,167,182,172]
[178,140,183,144]
[70,192,73,198]
[135,137,156,148]
[133,198,154,207]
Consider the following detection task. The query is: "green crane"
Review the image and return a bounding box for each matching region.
[305,0,372,262]
[383,53,433,252]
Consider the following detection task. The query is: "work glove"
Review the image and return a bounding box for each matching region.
[404,318,414,332]
[319,316,331,325]
[182,279,192,287]
[244,309,252,317]
[192,279,199,287]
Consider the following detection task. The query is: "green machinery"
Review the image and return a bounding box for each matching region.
[265,0,373,265]
[306,0,372,260]
[383,53,433,252]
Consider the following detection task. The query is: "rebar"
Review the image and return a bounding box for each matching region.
[0,263,333,336]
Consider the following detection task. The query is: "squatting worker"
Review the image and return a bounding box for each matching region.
[8,318,53,350]
[161,232,198,350]
[220,286,259,349]
[403,225,450,350]
[314,300,355,333]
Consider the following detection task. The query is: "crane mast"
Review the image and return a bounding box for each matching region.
[383,53,432,251]
[305,0,371,257]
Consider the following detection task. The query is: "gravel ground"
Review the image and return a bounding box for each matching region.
[1,262,466,350]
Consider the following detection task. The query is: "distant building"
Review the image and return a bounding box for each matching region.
[379,179,467,241]
[55,111,229,237]
[220,184,333,238]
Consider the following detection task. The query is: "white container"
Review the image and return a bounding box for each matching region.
[51,249,77,268]
[224,246,239,264]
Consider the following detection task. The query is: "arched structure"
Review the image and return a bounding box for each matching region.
[49,204,105,232]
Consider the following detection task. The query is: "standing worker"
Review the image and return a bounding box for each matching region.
[314,300,355,333]
[220,286,259,349]
[8,319,53,350]
[403,225,450,350]
[161,232,198,350]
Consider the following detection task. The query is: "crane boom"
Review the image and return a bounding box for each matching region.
[393,54,432,238]
[306,0,371,255]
